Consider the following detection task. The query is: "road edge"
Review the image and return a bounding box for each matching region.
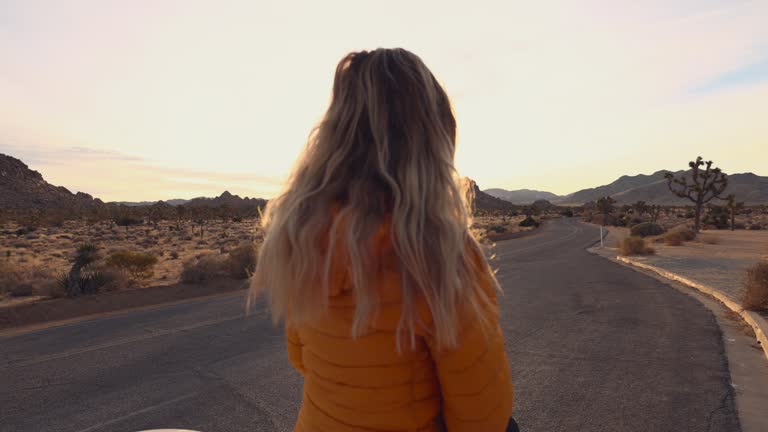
[0,288,247,338]
[616,256,768,363]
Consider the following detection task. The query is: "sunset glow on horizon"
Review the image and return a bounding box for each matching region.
[1,0,767,201]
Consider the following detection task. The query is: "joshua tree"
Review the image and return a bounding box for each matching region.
[665,157,728,233]
[175,205,186,231]
[66,243,99,297]
[724,195,744,231]
[218,204,232,223]
[596,196,616,225]
[522,205,540,218]
[649,205,662,223]
[632,201,648,219]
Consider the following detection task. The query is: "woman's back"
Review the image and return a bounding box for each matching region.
[286,219,513,431]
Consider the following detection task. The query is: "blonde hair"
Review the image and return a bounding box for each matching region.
[249,48,498,349]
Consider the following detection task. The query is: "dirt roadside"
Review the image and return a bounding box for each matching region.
[0,278,246,331]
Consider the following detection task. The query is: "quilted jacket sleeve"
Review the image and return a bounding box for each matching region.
[426,268,514,432]
[286,326,305,375]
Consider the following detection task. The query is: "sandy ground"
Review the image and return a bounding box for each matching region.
[0,218,261,305]
[604,227,768,302]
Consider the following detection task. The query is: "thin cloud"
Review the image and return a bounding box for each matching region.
[690,57,768,95]
[0,143,144,164]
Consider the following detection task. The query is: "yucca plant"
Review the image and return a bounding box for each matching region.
[65,243,99,297]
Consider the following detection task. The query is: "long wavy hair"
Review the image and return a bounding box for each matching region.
[249,48,498,349]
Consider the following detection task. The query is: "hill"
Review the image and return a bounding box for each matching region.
[556,170,676,205]
[185,191,267,209]
[0,153,103,209]
[607,172,768,205]
[483,188,561,204]
[473,182,515,212]
[111,199,190,207]
[555,170,767,205]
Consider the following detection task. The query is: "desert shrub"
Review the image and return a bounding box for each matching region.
[663,232,684,246]
[46,276,67,299]
[743,262,768,311]
[629,222,665,238]
[12,240,30,248]
[67,269,114,295]
[181,254,226,283]
[703,207,729,229]
[106,251,158,284]
[733,223,746,230]
[749,224,763,231]
[685,211,695,219]
[698,234,719,245]
[560,209,574,218]
[0,260,53,297]
[115,216,142,227]
[588,214,617,226]
[488,225,507,234]
[10,283,34,297]
[170,251,180,259]
[619,236,655,256]
[519,216,540,228]
[232,216,243,223]
[615,215,629,227]
[225,243,257,279]
[15,227,36,236]
[679,229,696,241]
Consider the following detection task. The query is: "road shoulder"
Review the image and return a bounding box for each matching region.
[0,279,247,336]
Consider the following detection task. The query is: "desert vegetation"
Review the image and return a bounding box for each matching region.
[743,262,768,312]
[0,205,262,305]
[1,199,554,306]
[665,156,729,233]
[579,157,768,240]
[619,236,655,256]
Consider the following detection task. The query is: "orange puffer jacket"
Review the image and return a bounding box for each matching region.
[286,223,514,432]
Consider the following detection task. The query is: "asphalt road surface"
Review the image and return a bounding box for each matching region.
[0,218,739,432]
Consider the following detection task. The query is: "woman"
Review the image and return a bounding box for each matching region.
[250,48,515,431]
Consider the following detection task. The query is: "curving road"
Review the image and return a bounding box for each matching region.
[0,218,739,432]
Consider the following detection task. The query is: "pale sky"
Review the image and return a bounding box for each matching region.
[1,0,766,201]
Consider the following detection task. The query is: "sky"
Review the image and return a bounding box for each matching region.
[1,0,767,202]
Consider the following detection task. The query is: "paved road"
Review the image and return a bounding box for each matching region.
[0,218,739,432]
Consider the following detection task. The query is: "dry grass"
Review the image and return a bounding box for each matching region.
[181,253,227,283]
[663,231,685,246]
[743,262,768,311]
[181,242,257,283]
[619,236,655,256]
[471,214,536,244]
[0,258,58,298]
[698,234,720,245]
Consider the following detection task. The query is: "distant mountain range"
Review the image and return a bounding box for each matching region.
[485,170,768,205]
[483,188,560,204]
[112,199,190,207]
[3,153,766,211]
[112,191,267,209]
